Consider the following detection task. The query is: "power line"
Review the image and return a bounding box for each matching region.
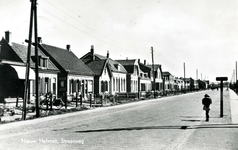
[39,6,130,51]
[43,0,141,51]
[49,0,128,44]
[0,0,20,8]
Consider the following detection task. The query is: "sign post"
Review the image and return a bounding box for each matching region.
[216,77,228,117]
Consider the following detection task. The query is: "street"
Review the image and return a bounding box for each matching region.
[1,89,238,150]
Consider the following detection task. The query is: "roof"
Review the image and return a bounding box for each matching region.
[80,50,127,74]
[139,62,151,72]
[40,44,94,76]
[94,53,127,73]
[86,59,107,76]
[147,64,161,70]
[116,59,136,74]
[116,59,136,66]
[12,43,59,71]
[162,71,171,76]
[0,40,58,72]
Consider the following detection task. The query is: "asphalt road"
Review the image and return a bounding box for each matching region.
[0,90,236,150]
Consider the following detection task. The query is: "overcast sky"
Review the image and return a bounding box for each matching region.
[1,0,238,82]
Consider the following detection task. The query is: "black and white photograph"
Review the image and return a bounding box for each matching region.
[1,0,238,149]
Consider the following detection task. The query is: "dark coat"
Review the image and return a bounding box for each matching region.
[202,97,212,107]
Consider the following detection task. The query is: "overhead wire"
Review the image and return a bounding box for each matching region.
[0,0,23,23]
[43,0,141,51]
[53,0,129,45]
[0,0,20,8]
[39,6,130,51]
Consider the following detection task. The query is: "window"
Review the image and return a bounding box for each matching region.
[53,78,56,94]
[38,56,49,68]
[141,83,146,91]
[104,68,106,75]
[113,78,115,91]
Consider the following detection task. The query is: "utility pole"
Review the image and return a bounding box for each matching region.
[22,1,34,120]
[22,0,39,120]
[159,65,165,96]
[196,69,198,80]
[151,47,156,98]
[34,0,40,117]
[183,63,186,93]
[236,61,237,93]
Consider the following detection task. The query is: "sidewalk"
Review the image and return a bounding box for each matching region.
[229,89,238,123]
[181,89,238,150]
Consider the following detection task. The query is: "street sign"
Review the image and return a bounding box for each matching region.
[216,76,228,117]
[216,77,228,81]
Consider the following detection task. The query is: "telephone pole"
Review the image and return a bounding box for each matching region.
[236,61,237,93]
[22,0,39,120]
[183,63,186,93]
[151,47,156,98]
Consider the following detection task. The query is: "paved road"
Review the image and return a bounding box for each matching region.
[0,89,237,150]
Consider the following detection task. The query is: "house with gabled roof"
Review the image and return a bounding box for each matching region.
[85,59,112,96]
[0,31,59,102]
[116,59,152,98]
[147,64,164,91]
[183,77,195,91]
[81,45,127,95]
[138,59,152,93]
[115,59,140,94]
[37,38,95,100]
[174,77,184,91]
[162,71,175,91]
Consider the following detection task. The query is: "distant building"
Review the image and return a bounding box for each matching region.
[174,77,184,91]
[183,78,195,91]
[147,64,163,91]
[138,59,152,93]
[162,71,175,91]
[116,59,140,94]
[81,46,127,95]
[116,59,152,98]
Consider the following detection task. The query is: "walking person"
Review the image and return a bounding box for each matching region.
[202,94,212,121]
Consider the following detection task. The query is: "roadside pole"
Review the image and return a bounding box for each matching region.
[216,77,228,117]
[22,0,34,120]
[151,47,156,98]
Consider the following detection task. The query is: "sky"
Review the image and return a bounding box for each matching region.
[1,0,238,83]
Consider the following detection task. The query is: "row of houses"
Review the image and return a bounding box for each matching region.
[0,31,209,103]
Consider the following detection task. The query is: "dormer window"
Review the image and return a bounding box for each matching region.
[144,73,148,78]
[140,73,143,77]
[39,56,49,69]
[31,55,49,69]
[114,64,120,70]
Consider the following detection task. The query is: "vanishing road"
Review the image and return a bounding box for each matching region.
[0,90,236,150]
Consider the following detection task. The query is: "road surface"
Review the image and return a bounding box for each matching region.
[0,90,236,150]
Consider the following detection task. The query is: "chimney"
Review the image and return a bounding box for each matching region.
[90,45,94,54]
[37,37,42,43]
[5,31,11,43]
[144,60,146,65]
[90,45,95,60]
[66,44,70,51]
[138,59,140,64]
[107,50,109,58]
